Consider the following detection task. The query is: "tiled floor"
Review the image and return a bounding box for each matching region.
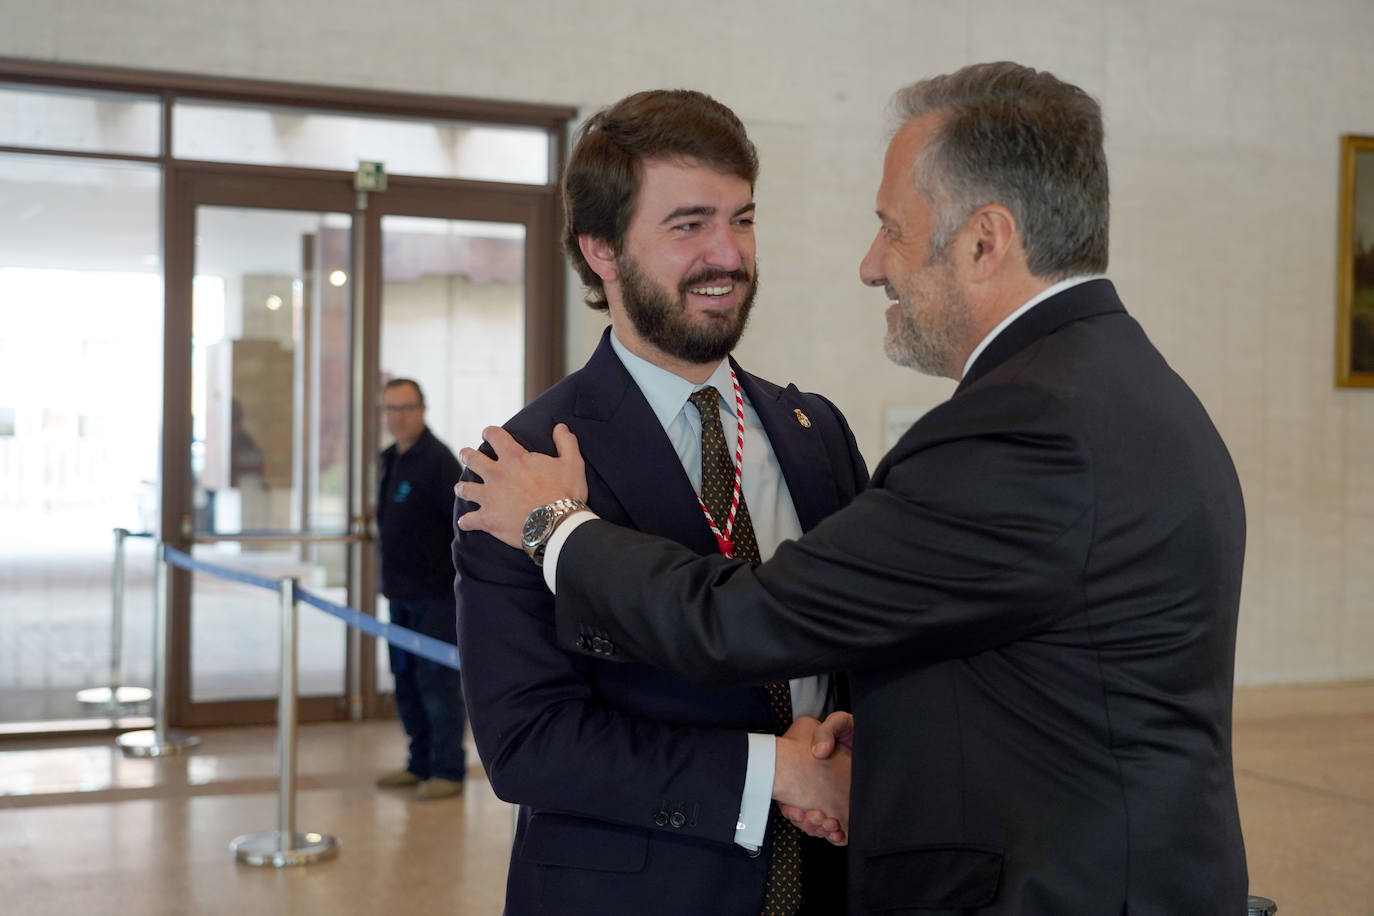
[1231,681,1374,914]
[1,681,1371,915]
[0,723,510,915]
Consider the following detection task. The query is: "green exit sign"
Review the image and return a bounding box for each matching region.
[354,161,387,191]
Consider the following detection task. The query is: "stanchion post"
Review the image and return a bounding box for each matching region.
[231,576,339,867]
[277,575,299,847]
[77,527,152,713]
[112,526,127,690]
[117,541,200,757]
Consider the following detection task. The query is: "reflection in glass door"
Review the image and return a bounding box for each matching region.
[187,205,352,709]
[374,216,527,693]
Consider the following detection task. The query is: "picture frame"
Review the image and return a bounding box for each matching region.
[1337,134,1374,387]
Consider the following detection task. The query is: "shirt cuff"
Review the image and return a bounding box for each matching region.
[541,510,597,592]
[735,733,775,850]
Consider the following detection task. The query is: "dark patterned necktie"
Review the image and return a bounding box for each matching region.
[688,387,803,916]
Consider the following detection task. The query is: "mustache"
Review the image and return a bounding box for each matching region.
[679,268,751,291]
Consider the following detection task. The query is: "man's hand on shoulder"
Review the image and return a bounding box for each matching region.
[455,423,588,548]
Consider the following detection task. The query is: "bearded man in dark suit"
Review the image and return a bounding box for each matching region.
[452,89,864,915]
[458,62,1249,915]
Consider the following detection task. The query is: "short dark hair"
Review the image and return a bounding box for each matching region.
[893,61,1109,279]
[384,377,424,405]
[561,89,759,310]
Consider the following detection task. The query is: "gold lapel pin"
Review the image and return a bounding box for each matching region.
[793,408,811,428]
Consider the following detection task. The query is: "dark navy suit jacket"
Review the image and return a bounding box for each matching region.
[454,329,868,915]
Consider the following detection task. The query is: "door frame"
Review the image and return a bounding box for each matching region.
[357,176,562,719]
[0,56,573,737]
[161,163,563,728]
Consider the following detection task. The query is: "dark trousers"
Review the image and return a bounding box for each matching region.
[387,594,468,782]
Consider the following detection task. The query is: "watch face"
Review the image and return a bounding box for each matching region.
[521,506,554,550]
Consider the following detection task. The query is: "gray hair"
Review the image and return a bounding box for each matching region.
[892,61,1109,278]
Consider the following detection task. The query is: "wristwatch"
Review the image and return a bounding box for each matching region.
[521,498,590,566]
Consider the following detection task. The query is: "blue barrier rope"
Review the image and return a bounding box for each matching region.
[161,546,460,671]
[191,529,349,539]
[296,589,460,670]
[166,546,281,592]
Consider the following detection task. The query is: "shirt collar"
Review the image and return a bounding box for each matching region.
[609,331,735,432]
[960,274,1102,379]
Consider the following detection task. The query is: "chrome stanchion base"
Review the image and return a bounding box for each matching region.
[76,686,153,713]
[116,729,201,757]
[231,831,340,867]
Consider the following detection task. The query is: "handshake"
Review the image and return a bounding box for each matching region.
[772,711,854,846]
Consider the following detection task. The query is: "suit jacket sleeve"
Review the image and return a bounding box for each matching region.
[554,384,1094,686]
[455,462,751,844]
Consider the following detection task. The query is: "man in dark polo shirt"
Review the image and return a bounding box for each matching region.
[376,377,467,800]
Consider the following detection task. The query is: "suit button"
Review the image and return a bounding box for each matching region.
[746,846,762,858]
[669,811,685,828]
[653,810,669,827]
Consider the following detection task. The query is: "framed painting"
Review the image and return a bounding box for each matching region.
[1338,134,1374,387]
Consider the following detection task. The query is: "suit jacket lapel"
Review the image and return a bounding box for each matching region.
[734,360,840,532]
[562,331,719,555]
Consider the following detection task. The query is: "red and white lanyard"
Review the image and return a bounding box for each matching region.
[695,369,746,559]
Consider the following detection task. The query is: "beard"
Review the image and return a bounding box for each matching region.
[883,257,973,378]
[616,254,756,365]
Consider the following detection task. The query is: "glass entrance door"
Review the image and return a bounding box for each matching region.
[186,202,354,723]
[163,171,554,728]
[0,154,163,730]
[165,171,361,727]
[372,214,528,697]
[0,63,569,737]
[157,170,359,727]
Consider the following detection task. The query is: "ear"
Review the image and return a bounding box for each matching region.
[577,235,619,285]
[964,204,1019,281]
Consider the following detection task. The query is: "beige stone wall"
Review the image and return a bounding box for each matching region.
[5,0,1373,683]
